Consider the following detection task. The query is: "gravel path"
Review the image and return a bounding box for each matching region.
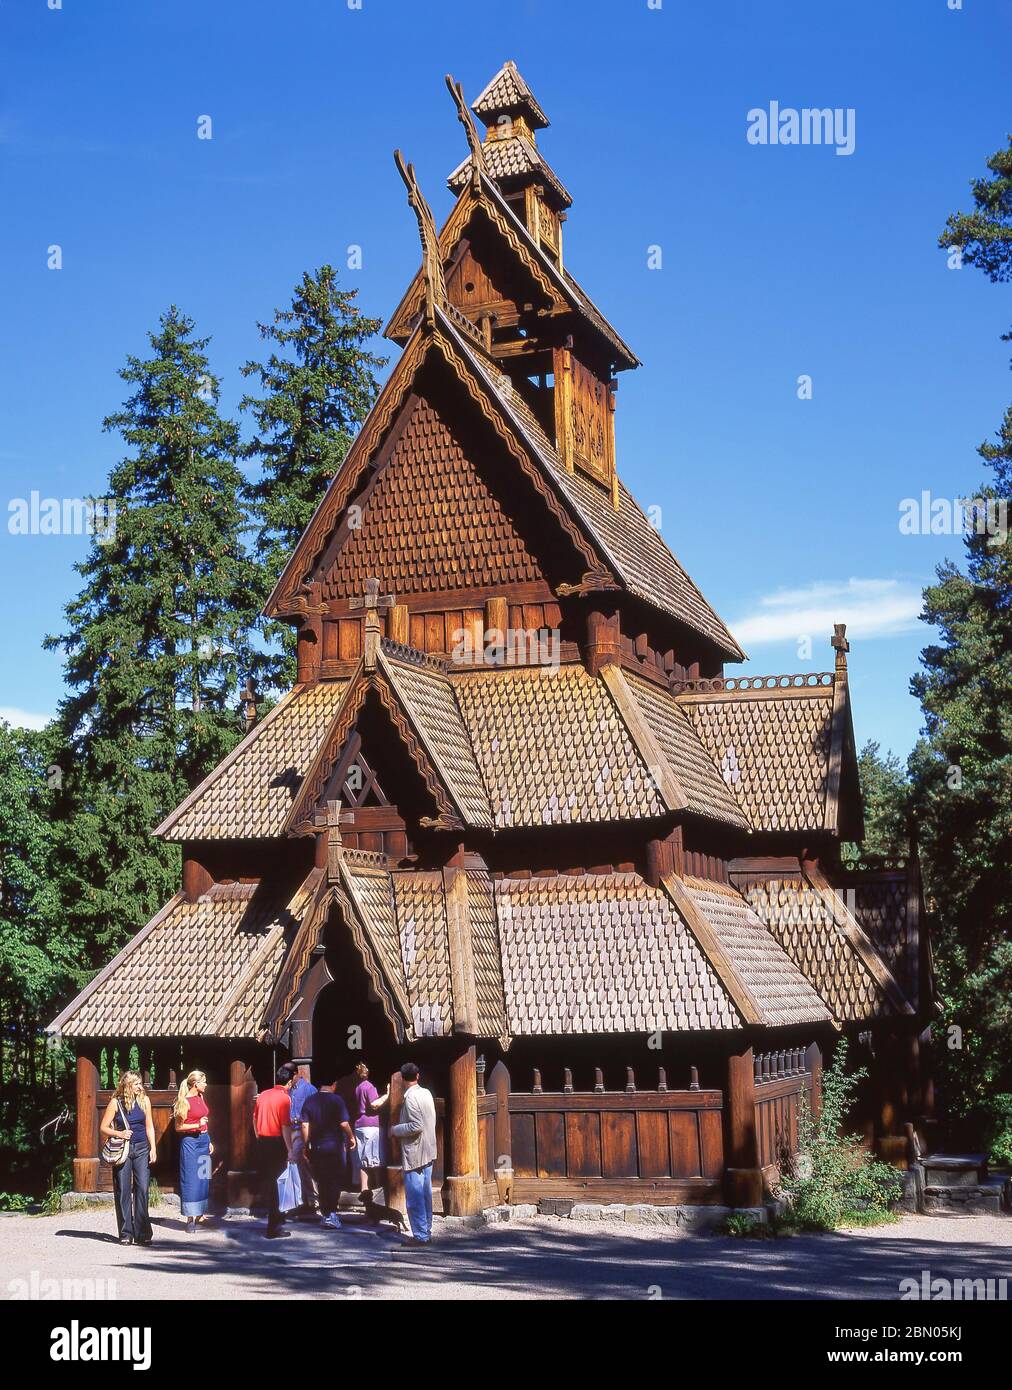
[2,1207,1008,1301]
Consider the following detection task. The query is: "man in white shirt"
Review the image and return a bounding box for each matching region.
[389,1061,437,1246]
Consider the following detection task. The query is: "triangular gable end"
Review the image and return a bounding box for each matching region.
[281,655,487,839]
[265,319,609,622]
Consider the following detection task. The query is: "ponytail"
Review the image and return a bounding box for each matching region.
[173,1070,205,1120]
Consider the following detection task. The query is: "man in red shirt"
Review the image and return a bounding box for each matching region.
[253,1064,295,1238]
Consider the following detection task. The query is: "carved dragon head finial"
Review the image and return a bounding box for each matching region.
[393,149,446,324]
[445,73,487,190]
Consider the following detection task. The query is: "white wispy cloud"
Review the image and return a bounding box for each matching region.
[0,707,53,732]
[731,578,923,646]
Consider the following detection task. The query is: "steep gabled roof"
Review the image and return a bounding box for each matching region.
[47,877,318,1040]
[385,170,637,368]
[738,865,914,1023]
[441,312,744,656]
[377,643,493,827]
[600,666,750,827]
[676,674,860,833]
[155,682,349,842]
[264,318,604,622]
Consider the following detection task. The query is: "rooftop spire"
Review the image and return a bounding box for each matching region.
[471,59,549,133]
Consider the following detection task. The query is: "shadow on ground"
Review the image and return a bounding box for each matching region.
[53,1213,1010,1300]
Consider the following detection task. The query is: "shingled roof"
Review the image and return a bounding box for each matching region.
[377,644,493,828]
[48,878,318,1040]
[451,663,666,828]
[156,682,350,842]
[738,869,913,1023]
[442,312,744,657]
[676,677,842,832]
[51,854,910,1042]
[471,60,549,128]
[497,871,738,1035]
[448,136,572,208]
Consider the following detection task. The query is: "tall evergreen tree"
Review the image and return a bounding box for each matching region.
[44,307,259,957]
[241,266,384,688]
[907,139,1012,1151]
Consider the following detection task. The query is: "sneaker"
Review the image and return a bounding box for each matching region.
[398,1235,431,1248]
[265,1227,291,1240]
[322,1213,343,1229]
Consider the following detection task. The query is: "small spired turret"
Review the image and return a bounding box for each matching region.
[447,59,570,269]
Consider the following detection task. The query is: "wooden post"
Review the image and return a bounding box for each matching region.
[445,1040,482,1216]
[489,1059,512,1204]
[227,1058,257,1209]
[385,1068,406,1216]
[73,1048,100,1193]
[724,1045,763,1207]
[584,607,621,676]
[182,852,212,903]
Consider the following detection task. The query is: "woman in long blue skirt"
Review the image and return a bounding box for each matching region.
[174,1069,213,1232]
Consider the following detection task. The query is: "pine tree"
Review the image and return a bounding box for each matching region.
[241,266,384,688]
[906,140,1012,1152]
[939,135,1012,283]
[44,306,259,957]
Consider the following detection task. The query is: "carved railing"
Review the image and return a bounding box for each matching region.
[478,1060,725,1204]
[752,1046,818,1172]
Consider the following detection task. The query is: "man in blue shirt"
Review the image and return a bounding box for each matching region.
[284,1064,318,1215]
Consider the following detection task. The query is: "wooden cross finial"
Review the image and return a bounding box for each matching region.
[240,679,258,733]
[313,798,355,883]
[394,150,446,324]
[350,577,395,670]
[832,622,850,676]
[445,73,487,189]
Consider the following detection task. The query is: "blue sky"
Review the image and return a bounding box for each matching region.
[1,0,1009,759]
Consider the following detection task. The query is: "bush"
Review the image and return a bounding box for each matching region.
[777,1039,904,1230]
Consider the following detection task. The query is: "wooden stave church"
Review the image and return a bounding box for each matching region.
[50,60,934,1215]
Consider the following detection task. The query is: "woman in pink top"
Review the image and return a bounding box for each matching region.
[352,1062,388,1192]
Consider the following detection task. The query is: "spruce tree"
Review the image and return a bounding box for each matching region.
[44,306,259,957]
[907,139,1012,1151]
[241,266,384,688]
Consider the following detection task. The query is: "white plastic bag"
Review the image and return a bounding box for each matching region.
[277,1161,302,1213]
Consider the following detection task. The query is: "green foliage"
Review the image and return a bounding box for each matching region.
[241,266,384,688]
[778,1041,903,1231]
[720,1212,767,1238]
[844,740,911,863]
[938,136,1012,283]
[43,306,258,959]
[0,1191,32,1212]
[902,146,1012,1149]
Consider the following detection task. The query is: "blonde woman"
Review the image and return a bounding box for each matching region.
[174,1069,213,1232]
[100,1070,156,1245]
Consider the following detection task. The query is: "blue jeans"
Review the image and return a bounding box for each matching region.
[113,1142,152,1242]
[403,1163,433,1242]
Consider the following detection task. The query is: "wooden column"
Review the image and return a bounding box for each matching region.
[227,1058,257,1209]
[584,606,621,676]
[724,1045,762,1207]
[490,1059,513,1204]
[73,1048,100,1193]
[182,851,212,903]
[385,1068,406,1215]
[296,587,324,683]
[445,1040,482,1216]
